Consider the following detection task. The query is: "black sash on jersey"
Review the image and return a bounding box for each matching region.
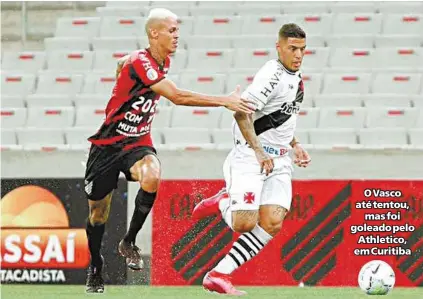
[253,77,304,136]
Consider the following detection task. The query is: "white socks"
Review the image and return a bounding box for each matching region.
[214,224,272,274]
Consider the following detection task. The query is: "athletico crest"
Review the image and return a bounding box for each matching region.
[244,192,255,204]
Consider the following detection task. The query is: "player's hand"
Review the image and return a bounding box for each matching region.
[293,143,311,168]
[255,149,274,176]
[225,85,256,114]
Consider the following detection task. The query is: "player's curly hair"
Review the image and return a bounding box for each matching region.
[279,23,306,39]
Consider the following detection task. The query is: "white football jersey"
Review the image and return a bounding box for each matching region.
[233,59,304,156]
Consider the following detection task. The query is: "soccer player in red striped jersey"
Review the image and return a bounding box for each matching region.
[84,8,255,293]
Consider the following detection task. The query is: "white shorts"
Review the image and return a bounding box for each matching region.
[223,147,293,211]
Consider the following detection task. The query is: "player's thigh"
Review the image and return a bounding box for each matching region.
[223,151,262,230]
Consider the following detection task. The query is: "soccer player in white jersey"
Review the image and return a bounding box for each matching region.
[192,24,311,295]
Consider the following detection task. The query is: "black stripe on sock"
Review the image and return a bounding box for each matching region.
[242,234,261,253]
[248,232,265,248]
[228,252,241,267]
[238,237,257,256]
[233,243,248,262]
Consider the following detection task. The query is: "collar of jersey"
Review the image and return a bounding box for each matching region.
[277,59,298,76]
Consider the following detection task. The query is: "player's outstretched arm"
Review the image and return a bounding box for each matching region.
[151,79,255,114]
[234,111,274,175]
[116,55,130,79]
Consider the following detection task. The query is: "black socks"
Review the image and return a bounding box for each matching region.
[86,219,105,269]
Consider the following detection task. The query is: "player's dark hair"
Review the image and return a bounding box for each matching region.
[279,23,306,39]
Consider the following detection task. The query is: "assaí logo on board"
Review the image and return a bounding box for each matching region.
[0,185,89,283]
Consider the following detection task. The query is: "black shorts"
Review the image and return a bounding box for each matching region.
[84,144,157,200]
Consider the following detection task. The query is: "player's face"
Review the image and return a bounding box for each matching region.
[157,17,179,54]
[276,37,306,72]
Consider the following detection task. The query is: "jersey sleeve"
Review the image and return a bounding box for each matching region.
[131,53,166,87]
[241,61,283,111]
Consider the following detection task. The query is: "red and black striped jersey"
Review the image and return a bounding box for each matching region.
[88,48,170,151]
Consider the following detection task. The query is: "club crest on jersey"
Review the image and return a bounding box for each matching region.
[244,192,255,204]
[280,102,300,115]
[147,69,158,81]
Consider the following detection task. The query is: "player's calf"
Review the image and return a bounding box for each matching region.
[231,210,259,233]
[258,205,287,236]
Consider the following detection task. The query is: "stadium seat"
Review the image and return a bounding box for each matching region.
[36,74,84,95]
[366,108,419,128]
[309,128,357,145]
[294,129,309,144]
[186,49,234,71]
[232,35,276,49]
[374,35,422,48]
[326,35,374,48]
[168,50,188,73]
[237,4,282,16]
[302,48,330,69]
[99,17,145,37]
[318,108,366,128]
[329,48,375,70]
[47,51,94,73]
[190,6,238,16]
[314,95,363,107]
[296,108,319,129]
[170,107,222,129]
[330,2,377,13]
[2,52,46,73]
[180,74,226,94]
[1,96,25,108]
[362,95,412,107]
[152,107,172,129]
[233,48,273,70]
[359,128,408,146]
[96,6,144,17]
[26,107,75,128]
[378,2,423,13]
[282,2,329,14]
[409,129,423,146]
[416,109,423,127]
[241,15,283,35]
[212,128,233,146]
[106,1,140,7]
[302,73,323,95]
[82,72,116,95]
[1,129,17,145]
[1,74,36,96]
[74,106,106,128]
[162,128,213,148]
[1,108,27,128]
[372,73,422,94]
[284,14,333,35]
[150,1,196,7]
[55,17,100,38]
[331,13,382,34]
[227,71,255,93]
[44,38,91,52]
[151,129,163,145]
[92,37,138,51]
[26,95,73,107]
[16,128,65,146]
[194,16,242,35]
[373,48,423,71]
[93,51,131,72]
[148,5,191,18]
[65,127,94,147]
[322,73,371,94]
[73,94,109,107]
[382,14,423,35]
[412,96,423,108]
[185,36,232,49]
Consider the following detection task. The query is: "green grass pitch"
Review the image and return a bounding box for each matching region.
[1,285,422,299]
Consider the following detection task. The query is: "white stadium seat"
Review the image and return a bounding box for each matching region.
[378,2,423,14]
[302,73,323,95]
[170,107,222,129]
[233,48,273,70]
[193,16,242,35]
[331,13,382,34]
[65,127,94,147]
[152,107,172,129]
[366,108,419,128]
[55,17,100,38]
[82,72,116,95]
[1,73,36,96]
[322,73,371,94]
[373,48,423,71]
[241,15,283,35]
[185,36,232,49]
[47,51,94,72]
[329,48,375,70]
[74,106,105,128]
[26,106,75,128]
[359,128,408,146]
[409,129,423,146]
[1,129,17,145]
[296,108,319,129]
[96,6,144,17]
[309,128,357,145]
[303,48,330,69]
[372,73,422,94]
[318,108,366,128]
[314,95,363,108]
[2,52,46,73]
[16,128,65,146]
[284,14,333,35]
[1,96,25,108]
[162,128,213,148]
[1,108,27,128]
[26,95,73,107]
[180,74,226,94]
[212,128,233,146]
[282,2,329,14]
[99,17,145,37]
[186,49,234,71]
[44,38,91,52]
[374,35,423,48]
[91,37,138,51]
[362,95,412,108]
[227,72,256,93]
[93,50,131,72]
[36,74,84,95]
[382,14,423,35]
[326,35,374,48]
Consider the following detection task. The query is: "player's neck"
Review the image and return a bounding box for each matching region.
[148,45,167,67]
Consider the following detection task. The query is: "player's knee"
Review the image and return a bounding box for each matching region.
[259,218,283,236]
[232,211,258,233]
[140,171,160,193]
[89,210,109,225]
